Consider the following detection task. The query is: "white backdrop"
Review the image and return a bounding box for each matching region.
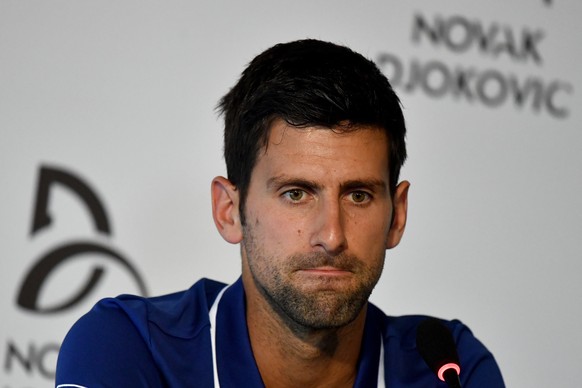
[1,1,581,387]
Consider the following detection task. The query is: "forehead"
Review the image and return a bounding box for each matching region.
[252,119,390,182]
[264,118,388,152]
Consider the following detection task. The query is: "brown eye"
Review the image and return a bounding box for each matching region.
[350,191,370,203]
[285,189,305,202]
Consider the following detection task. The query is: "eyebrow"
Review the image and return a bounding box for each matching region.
[340,179,388,194]
[266,175,388,194]
[267,176,323,191]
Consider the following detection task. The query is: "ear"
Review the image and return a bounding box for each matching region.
[386,181,410,249]
[211,176,243,244]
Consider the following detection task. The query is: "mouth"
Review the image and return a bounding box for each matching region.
[298,266,353,276]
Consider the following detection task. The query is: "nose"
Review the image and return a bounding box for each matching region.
[309,199,348,255]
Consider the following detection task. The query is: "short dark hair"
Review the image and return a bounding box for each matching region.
[217,39,406,222]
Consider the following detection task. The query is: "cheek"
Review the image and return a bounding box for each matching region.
[269,220,307,250]
[346,213,392,251]
[247,209,307,252]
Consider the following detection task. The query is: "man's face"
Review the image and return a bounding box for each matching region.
[240,119,401,330]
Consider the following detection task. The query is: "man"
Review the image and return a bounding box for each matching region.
[56,39,505,387]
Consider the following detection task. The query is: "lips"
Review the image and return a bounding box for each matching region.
[288,253,361,274]
[299,266,353,275]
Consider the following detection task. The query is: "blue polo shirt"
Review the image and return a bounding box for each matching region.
[56,277,504,387]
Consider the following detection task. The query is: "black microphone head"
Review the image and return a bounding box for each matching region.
[416,318,461,382]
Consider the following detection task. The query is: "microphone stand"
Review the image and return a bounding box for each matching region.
[443,368,462,388]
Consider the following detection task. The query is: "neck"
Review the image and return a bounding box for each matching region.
[243,272,367,388]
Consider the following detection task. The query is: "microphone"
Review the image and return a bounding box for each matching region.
[416,318,462,388]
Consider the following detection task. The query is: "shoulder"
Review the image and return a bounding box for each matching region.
[56,278,227,387]
[368,306,505,387]
[367,307,485,350]
[110,277,227,338]
[382,313,478,347]
[71,277,226,339]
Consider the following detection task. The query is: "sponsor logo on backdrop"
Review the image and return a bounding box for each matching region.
[4,165,148,384]
[17,166,148,313]
[377,11,573,118]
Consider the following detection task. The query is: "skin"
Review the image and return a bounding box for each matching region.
[212,119,409,388]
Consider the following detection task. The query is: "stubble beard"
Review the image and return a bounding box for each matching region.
[242,224,385,331]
